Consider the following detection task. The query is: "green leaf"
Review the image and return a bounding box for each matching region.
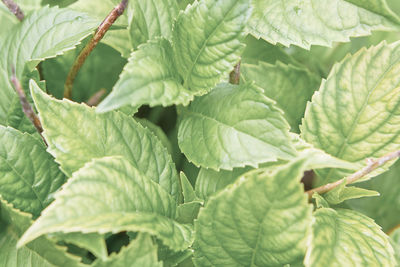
[92,234,162,267]
[194,167,250,201]
[128,0,179,49]
[305,208,396,267]
[0,198,85,267]
[324,179,379,205]
[69,0,132,57]
[194,159,312,266]
[241,61,321,132]
[97,38,192,113]
[18,156,193,251]
[248,0,400,49]
[347,159,400,232]
[30,80,180,199]
[178,83,296,170]
[173,0,251,93]
[51,232,107,261]
[180,172,198,203]
[0,6,98,132]
[390,228,400,266]
[345,0,400,24]
[301,41,400,182]
[0,126,66,217]
[194,134,357,202]
[41,42,126,102]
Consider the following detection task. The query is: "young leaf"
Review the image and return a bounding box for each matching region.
[18,156,194,251]
[30,80,180,199]
[180,172,198,203]
[305,208,396,267]
[347,159,400,231]
[173,0,251,93]
[248,0,400,49]
[178,83,296,170]
[127,0,179,49]
[92,234,162,267]
[301,41,400,182]
[97,38,192,113]
[194,159,312,266]
[241,61,321,132]
[323,179,379,205]
[0,126,66,217]
[0,6,98,131]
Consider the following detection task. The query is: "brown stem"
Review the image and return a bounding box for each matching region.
[63,0,128,99]
[229,61,241,85]
[306,150,400,199]
[86,89,106,107]
[387,224,400,236]
[11,68,47,145]
[2,0,24,21]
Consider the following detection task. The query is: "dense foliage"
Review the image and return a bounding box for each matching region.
[1,0,400,266]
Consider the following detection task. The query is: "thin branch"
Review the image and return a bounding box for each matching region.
[63,0,128,99]
[86,89,106,107]
[387,224,400,236]
[2,0,24,21]
[11,68,47,144]
[229,61,241,85]
[306,150,400,199]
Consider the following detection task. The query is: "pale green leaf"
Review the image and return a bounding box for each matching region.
[347,159,400,231]
[194,159,312,266]
[345,0,400,23]
[128,0,179,48]
[0,6,98,132]
[51,232,107,261]
[135,118,173,156]
[194,167,250,201]
[30,80,180,199]
[324,179,379,205]
[312,193,330,209]
[305,208,396,267]
[178,83,296,170]
[301,41,400,182]
[18,156,193,251]
[92,234,162,267]
[97,38,192,113]
[241,36,300,66]
[176,202,201,225]
[180,172,198,203]
[390,228,400,266]
[0,198,85,267]
[241,61,321,132]
[173,0,251,93]
[248,0,400,49]
[0,126,66,217]
[194,134,357,202]
[69,0,132,57]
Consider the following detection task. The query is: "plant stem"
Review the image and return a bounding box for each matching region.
[86,89,106,106]
[306,150,400,199]
[1,0,24,21]
[11,68,47,144]
[229,61,241,85]
[387,224,400,236]
[63,0,128,99]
